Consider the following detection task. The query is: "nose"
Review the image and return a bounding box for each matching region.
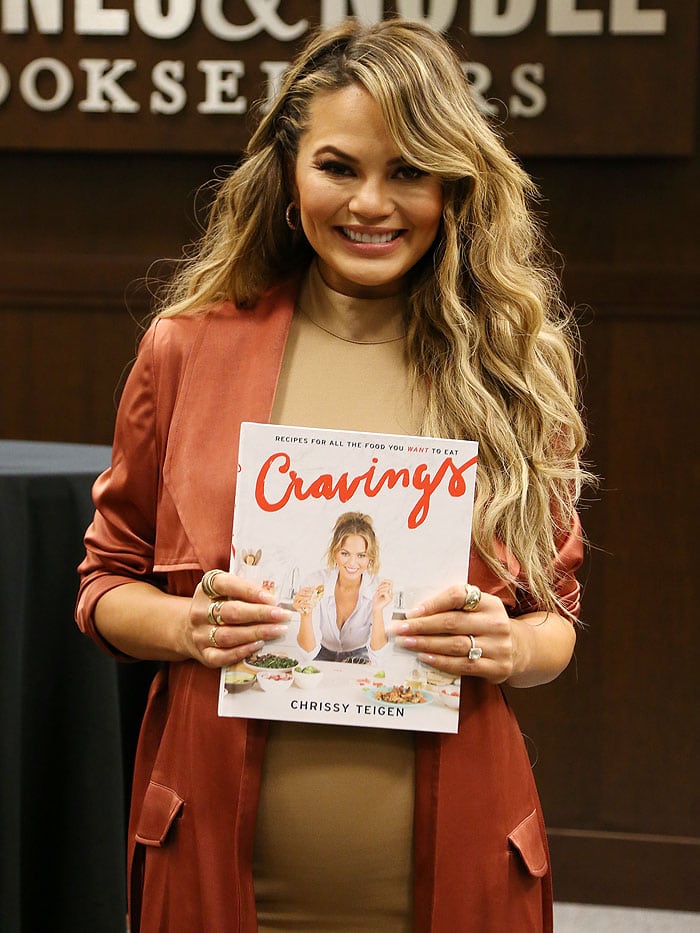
[349,176,393,218]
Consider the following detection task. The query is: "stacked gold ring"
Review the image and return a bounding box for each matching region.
[201,569,224,599]
[208,600,225,626]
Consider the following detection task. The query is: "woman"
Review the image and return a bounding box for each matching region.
[294,511,393,663]
[77,18,591,933]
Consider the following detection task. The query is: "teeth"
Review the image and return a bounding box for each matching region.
[343,228,399,244]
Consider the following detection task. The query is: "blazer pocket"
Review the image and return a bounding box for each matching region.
[134,781,185,847]
[507,809,549,877]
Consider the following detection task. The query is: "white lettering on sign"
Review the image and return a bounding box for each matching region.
[75,0,129,36]
[547,0,603,35]
[469,1,667,37]
[464,60,547,119]
[394,0,459,32]
[0,62,9,104]
[135,0,196,40]
[463,62,499,116]
[19,57,73,110]
[151,60,187,113]
[3,0,62,32]
[197,60,246,113]
[509,62,545,116]
[320,0,382,27]
[201,0,307,41]
[78,59,139,111]
[321,0,458,31]
[471,0,535,36]
[259,60,290,111]
[0,0,670,37]
[2,0,307,38]
[610,0,666,35]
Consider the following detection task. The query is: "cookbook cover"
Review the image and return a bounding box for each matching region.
[217,422,478,733]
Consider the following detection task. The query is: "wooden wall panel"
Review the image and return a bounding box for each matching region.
[507,301,700,909]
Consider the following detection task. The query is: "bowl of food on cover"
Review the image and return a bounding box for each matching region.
[293,665,324,689]
[245,651,299,673]
[438,685,461,709]
[223,669,257,693]
[256,669,294,692]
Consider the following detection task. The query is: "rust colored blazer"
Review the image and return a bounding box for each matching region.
[77,278,583,933]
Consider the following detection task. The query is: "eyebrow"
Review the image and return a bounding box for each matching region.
[313,145,405,167]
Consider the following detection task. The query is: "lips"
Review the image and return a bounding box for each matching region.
[340,227,402,244]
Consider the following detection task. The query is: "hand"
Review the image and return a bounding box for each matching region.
[187,571,292,669]
[292,586,318,614]
[372,579,394,611]
[393,584,515,684]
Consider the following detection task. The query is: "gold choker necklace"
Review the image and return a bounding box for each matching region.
[299,309,406,346]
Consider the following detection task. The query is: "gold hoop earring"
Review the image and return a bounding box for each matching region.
[285,202,299,231]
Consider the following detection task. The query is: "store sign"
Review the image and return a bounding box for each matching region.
[0,1,696,156]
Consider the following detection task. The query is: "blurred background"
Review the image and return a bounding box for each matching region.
[1,3,698,930]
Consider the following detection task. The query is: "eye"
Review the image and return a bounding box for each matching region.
[315,159,354,177]
[394,163,428,181]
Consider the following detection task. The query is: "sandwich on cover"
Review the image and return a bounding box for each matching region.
[218,422,478,734]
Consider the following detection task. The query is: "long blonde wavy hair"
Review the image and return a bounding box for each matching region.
[157,18,592,614]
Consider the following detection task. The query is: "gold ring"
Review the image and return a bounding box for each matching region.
[201,569,224,599]
[462,583,481,612]
[208,600,225,626]
[209,625,220,648]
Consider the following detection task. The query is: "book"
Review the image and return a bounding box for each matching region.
[217,422,478,733]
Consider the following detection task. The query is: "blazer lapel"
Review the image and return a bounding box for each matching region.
[162,278,297,572]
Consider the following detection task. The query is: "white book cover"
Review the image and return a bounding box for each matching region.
[217,422,478,733]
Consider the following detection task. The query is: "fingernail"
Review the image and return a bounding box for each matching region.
[258,590,276,602]
[269,624,289,638]
[406,605,425,618]
[270,608,292,621]
[396,636,417,649]
[387,621,410,636]
[419,653,437,665]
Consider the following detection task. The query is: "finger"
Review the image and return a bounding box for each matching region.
[395,632,481,657]
[208,620,290,651]
[199,571,278,605]
[405,583,490,619]
[201,639,267,670]
[392,608,483,639]
[418,652,510,685]
[214,598,292,627]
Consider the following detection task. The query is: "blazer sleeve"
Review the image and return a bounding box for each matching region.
[512,510,585,620]
[75,322,167,659]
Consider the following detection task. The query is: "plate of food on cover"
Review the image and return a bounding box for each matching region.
[245,650,299,673]
[362,683,433,708]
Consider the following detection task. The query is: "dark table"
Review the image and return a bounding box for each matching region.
[0,441,155,933]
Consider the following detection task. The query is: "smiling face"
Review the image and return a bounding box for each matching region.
[293,84,444,298]
[333,534,371,583]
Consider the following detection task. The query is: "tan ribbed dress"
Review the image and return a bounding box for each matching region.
[253,263,425,931]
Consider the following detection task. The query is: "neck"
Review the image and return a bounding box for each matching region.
[298,260,407,345]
